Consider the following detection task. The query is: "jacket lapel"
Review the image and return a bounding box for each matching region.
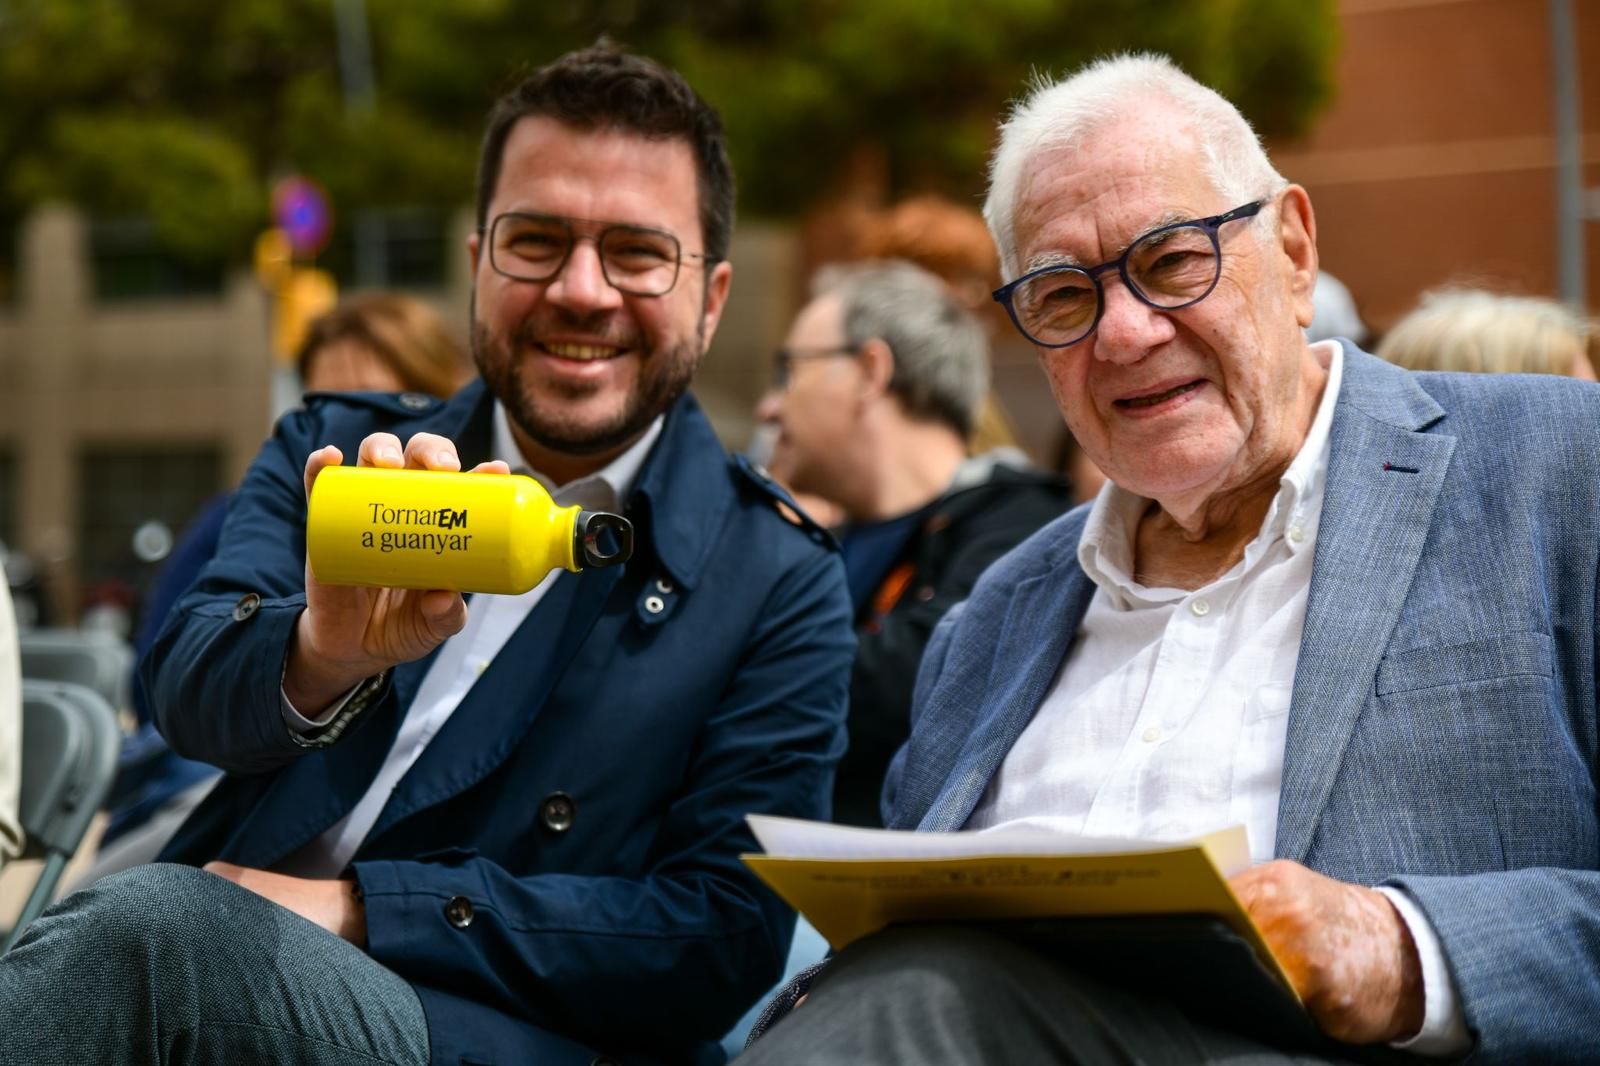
[918,522,1096,831]
[368,564,621,837]
[1275,347,1455,860]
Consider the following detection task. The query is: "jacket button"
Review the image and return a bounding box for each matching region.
[231,592,261,622]
[444,895,474,929]
[644,595,665,614]
[540,791,576,833]
[399,392,433,410]
[915,586,935,603]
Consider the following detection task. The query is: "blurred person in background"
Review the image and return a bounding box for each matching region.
[855,195,1026,458]
[1305,270,1369,347]
[81,292,471,885]
[1377,288,1596,380]
[296,291,474,398]
[0,43,851,1066]
[758,260,1069,827]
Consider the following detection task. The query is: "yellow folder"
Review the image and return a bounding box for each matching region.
[741,817,1297,999]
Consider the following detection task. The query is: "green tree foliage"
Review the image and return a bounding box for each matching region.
[0,0,1337,261]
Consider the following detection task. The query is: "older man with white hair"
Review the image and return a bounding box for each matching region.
[742,53,1600,1064]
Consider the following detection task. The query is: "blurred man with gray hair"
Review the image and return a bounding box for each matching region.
[745,52,1600,1064]
[758,259,1069,827]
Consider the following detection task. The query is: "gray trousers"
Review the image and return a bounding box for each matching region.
[0,863,428,1065]
[737,925,1375,1066]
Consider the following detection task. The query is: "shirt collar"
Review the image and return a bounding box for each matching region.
[491,402,664,512]
[1078,339,1344,605]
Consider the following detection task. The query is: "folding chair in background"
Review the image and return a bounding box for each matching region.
[2,680,120,953]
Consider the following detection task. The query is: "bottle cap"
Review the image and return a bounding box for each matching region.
[574,511,633,568]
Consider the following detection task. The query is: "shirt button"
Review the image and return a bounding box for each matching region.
[399,392,433,411]
[231,592,261,622]
[1141,726,1161,743]
[444,896,474,929]
[1189,598,1210,617]
[1287,526,1305,543]
[475,660,489,676]
[540,791,576,833]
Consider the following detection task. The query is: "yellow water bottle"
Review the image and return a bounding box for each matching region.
[306,465,632,594]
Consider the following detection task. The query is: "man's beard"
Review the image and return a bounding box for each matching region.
[470,302,702,458]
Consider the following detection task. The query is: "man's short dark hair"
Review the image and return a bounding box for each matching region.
[476,43,735,263]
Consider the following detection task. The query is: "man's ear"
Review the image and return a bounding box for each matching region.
[856,337,896,401]
[467,229,482,277]
[1277,185,1319,329]
[699,260,735,351]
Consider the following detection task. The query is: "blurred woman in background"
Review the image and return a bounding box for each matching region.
[1378,288,1596,380]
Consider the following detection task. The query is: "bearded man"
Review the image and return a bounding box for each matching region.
[0,45,853,1066]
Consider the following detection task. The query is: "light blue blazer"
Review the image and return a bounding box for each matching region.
[885,345,1600,1062]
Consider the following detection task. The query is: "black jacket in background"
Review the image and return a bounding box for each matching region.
[833,457,1074,826]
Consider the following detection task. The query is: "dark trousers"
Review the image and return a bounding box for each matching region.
[0,863,428,1065]
[738,924,1370,1065]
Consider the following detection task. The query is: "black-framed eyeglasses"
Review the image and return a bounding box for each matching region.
[485,212,715,297]
[771,344,859,389]
[992,200,1265,348]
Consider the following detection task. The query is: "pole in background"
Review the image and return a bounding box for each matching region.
[335,0,388,289]
[1550,0,1586,311]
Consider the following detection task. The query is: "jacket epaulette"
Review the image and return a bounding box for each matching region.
[301,390,444,419]
[730,453,839,550]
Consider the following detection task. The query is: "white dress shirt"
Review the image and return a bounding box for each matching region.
[967,342,1467,1055]
[277,405,662,879]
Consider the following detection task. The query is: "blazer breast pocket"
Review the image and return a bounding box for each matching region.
[1374,631,1553,696]
[1369,630,1573,872]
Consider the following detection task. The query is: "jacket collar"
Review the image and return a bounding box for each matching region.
[443,381,730,594]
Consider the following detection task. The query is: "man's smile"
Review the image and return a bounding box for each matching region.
[537,340,627,362]
[1112,377,1207,411]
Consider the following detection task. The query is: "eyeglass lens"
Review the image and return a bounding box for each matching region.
[1011,223,1220,345]
[491,215,683,295]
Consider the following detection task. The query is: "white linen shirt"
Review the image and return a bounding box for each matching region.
[278,404,662,879]
[966,343,1466,1055]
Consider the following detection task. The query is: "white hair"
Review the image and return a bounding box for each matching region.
[983,53,1287,280]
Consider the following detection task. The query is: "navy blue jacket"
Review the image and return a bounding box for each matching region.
[143,381,854,1066]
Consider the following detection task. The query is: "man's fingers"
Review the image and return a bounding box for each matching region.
[302,445,345,499]
[403,432,461,472]
[420,589,468,639]
[357,433,406,469]
[470,460,512,476]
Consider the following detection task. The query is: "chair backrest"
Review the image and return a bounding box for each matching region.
[18,629,133,713]
[4,681,120,952]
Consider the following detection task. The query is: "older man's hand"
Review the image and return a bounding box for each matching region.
[1229,860,1424,1044]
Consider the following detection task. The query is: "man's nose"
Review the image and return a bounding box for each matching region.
[754,388,784,423]
[1091,276,1175,363]
[543,239,624,312]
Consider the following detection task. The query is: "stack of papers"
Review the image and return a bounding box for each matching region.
[743,816,1294,997]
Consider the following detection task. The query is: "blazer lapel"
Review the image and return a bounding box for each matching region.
[918,546,1097,832]
[1275,348,1455,860]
